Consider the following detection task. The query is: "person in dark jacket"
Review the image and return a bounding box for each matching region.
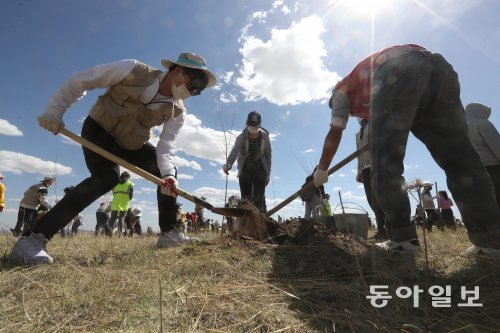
[223,111,272,212]
[465,102,500,209]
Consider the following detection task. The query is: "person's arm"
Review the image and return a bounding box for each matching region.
[39,59,139,134]
[157,113,185,177]
[314,89,349,187]
[38,187,51,210]
[226,133,244,167]
[480,121,500,159]
[129,185,134,200]
[318,125,344,172]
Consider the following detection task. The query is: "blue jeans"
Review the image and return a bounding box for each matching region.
[370,50,500,247]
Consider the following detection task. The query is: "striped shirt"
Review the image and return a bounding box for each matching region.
[243,135,262,172]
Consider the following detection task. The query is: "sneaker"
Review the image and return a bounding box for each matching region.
[463,245,500,257]
[10,232,54,264]
[156,229,199,248]
[376,239,421,253]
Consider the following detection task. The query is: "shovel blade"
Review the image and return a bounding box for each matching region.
[211,207,252,217]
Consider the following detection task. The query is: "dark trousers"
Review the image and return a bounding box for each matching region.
[15,207,37,233]
[33,116,177,239]
[107,210,127,235]
[95,212,108,235]
[370,50,500,246]
[361,167,386,233]
[486,165,500,209]
[239,166,267,211]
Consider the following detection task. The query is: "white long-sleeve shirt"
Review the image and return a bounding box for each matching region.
[43,59,184,177]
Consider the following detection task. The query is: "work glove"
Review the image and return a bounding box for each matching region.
[161,175,178,197]
[222,164,231,175]
[38,113,65,135]
[313,168,328,188]
[356,172,363,183]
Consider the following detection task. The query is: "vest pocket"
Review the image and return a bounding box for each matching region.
[115,121,151,150]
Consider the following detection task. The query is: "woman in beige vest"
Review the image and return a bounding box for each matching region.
[11,53,217,265]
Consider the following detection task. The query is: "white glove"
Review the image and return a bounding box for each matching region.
[222,164,231,175]
[38,113,65,134]
[313,168,329,187]
[161,175,178,197]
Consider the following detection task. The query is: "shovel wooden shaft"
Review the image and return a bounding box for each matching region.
[59,128,219,212]
[266,144,369,217]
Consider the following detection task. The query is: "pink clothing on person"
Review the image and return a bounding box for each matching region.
[438,197,453,209]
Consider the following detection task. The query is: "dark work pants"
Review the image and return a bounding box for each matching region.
[33,116,177,239]
[361,168,386,233]
[370,50,500,246]
[95,212,109,235]
[486,165,500,209]
[15,207,37,233]
[239,165,267,211]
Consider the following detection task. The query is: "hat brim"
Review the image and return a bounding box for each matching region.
[161,59,217,88]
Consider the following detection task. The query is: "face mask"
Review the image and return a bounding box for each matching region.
[171,72,191,100]
[171,82,191,100]
[247,126,260,135]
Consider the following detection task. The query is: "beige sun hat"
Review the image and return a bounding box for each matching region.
[161,52,217,88]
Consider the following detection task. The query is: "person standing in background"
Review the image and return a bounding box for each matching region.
[465,102,500,209]
[355,118,388,240]
[0,173,5,213]
[106,171,134,236]
[11,177,55,237]
[223,111,272,212]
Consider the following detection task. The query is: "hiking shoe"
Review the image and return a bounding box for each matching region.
[463,245,500,257]
[156,229,199,248]
[376,239,421,253]
[10,232,54,264]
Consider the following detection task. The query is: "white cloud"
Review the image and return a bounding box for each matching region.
[301,149,314,153]
[222,71,234,84]
[149,114,235,167]
[236,15,340,105]
[178,174,194,180]
[220,92,238,103]
[0,119,23,136]
[252,11,268,23]
[0,150,72,176]
[272,0,283,8]
[281,5,290,14]
[173,155,202,171]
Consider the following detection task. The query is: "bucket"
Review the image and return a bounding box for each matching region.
[314,213,369,239]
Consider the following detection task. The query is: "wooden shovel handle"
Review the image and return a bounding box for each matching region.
[59,128,215,211]
[266,144,369,217]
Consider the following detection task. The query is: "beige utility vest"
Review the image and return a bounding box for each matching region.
[89,62,185,150]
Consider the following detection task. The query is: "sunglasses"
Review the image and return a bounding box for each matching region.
[187,77,207,96]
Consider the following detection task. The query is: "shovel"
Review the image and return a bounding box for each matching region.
[266,144,369,217]
[59,128,249,217]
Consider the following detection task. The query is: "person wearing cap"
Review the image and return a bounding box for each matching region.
[223,111,272,212]
[10,53,217,264]
[465,102,500,209]
[313,44,500,256]
[11,177,55,237]
[106,171,134,236]
[0,173,5,213]
[420,183,440,232]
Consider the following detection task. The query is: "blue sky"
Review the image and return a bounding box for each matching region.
[1,0,499,232]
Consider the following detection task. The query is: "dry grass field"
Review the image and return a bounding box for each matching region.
[1,225,499,333]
